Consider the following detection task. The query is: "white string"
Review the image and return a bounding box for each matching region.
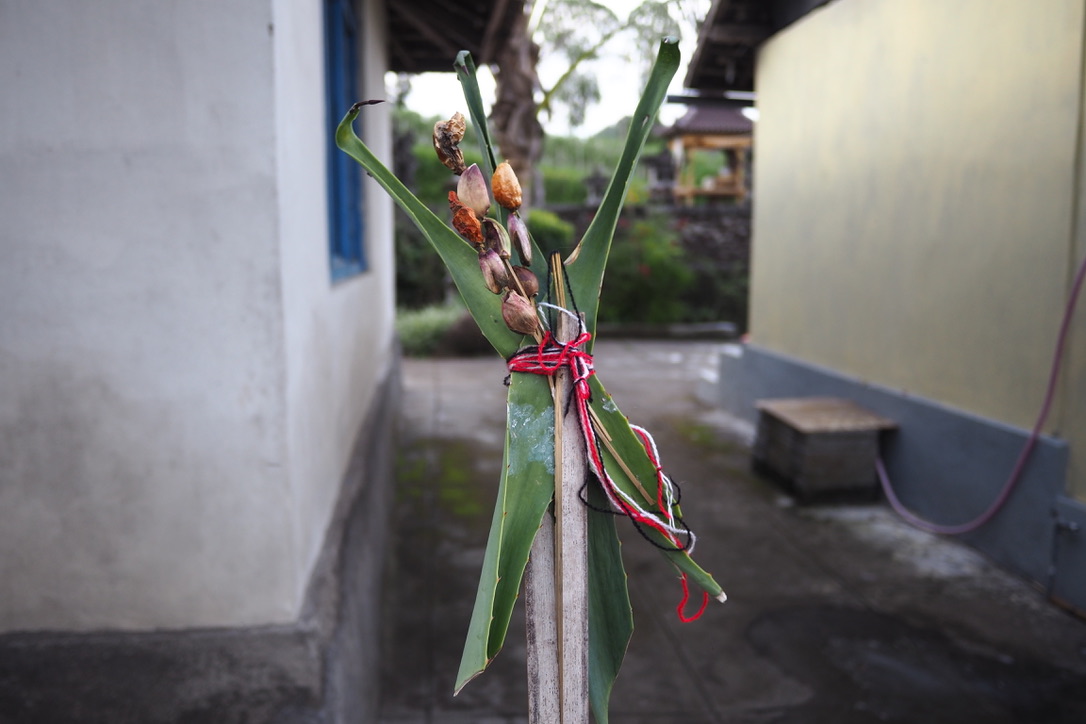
[631,424,682,527]
[586,422,696,554]
[511,310,695,553]
[536,301,586,335]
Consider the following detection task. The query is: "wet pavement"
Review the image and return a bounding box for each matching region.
[381,340,1086,723]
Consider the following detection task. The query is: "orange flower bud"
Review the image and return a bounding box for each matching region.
[453,207,483,245]
[492,161,522,211]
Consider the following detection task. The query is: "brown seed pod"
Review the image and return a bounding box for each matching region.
[507,213,531,266]
[433,112,466,175]
[511,265,539,298]
[502,290,541,336]
[492,161,522,211]
[479,249,510,294]
[482,218,512,259]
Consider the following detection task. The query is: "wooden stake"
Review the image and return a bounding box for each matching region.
[555,309,589,724]
[525,518,559,720]
[526,259,589,724]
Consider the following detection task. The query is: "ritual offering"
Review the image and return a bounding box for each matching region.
[336,39,725,723]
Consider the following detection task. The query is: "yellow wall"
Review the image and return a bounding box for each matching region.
[750,0,1086,496]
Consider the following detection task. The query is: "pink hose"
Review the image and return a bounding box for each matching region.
[877,251,1086,535]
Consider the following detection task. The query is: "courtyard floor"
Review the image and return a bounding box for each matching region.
[380,340,1086,723]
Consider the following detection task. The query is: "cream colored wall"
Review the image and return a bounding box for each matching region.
[750,0,1085,492]
[1065,45,1086,500]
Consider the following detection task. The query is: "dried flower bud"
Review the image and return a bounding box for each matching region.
[456,164,490,218]
[502,290,541,336]
[479,249,510,294]
[511,265,539,298]
[492,162,522,210]
[482,218,511,259]
[433,112,466,174]
[507,213,532,266]
[448,192,483,244]
[453,206,483,245]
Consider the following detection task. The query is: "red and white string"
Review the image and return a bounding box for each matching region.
[507,307,711,621]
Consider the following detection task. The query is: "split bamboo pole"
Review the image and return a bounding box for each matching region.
[525,272,589,724]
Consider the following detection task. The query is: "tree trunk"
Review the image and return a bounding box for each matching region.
[490,10,545,209]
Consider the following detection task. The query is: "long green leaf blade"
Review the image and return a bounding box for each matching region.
[454,51,500,178]
[565,38,682,344]
[588,376,725,600]
[455,372,556,692]
[587,481,632,724]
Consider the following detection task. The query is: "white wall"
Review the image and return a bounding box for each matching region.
[0,0,395,632]
[273,0,396,610]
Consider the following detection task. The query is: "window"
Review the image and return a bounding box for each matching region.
[325,0,366,280]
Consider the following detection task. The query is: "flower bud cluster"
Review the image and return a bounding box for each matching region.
[434,114,540,337]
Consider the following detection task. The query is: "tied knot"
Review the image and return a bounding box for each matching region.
[506,330,595,400]
[505,327,713,622]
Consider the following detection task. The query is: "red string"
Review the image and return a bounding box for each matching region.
[508,331,709,623]
[677,573,711,623]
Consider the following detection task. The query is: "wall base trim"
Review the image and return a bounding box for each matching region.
[715,343,1072,601]
[0,359,402,724]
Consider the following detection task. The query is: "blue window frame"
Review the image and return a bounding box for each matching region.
[325,0,366,280]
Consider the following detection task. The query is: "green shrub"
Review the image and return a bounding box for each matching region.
[598,214,694,324]
[396,302,464,357]
[394,209,448,309]
[527,208,576,258]
[680,263,749,328]
[540,166,588,205]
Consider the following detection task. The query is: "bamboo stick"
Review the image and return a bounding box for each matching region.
[555,309,589,724]
[525,517,559,720]
[526,261,588,724]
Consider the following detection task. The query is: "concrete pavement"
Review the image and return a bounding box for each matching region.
[380,340,1086,723]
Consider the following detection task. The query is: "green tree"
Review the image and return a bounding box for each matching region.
[491,0,706,205]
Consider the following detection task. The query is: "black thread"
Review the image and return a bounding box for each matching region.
[578,475,694,553]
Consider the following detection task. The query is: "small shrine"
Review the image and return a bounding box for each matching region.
[665,105,753,204]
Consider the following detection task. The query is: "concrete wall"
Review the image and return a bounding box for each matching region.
[0,376,400,722]
[749,0,1086,499]
[0,0,395,634]
[716,343,1070,589]
[273,0,396,626]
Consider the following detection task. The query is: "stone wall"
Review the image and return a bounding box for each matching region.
[553,203,752,329]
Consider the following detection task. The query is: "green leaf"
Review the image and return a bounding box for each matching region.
[455,51,500,178]
[565,37,682,346]
[586,480,632,724]
[587,375,725,601]
[455,372,556,691]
